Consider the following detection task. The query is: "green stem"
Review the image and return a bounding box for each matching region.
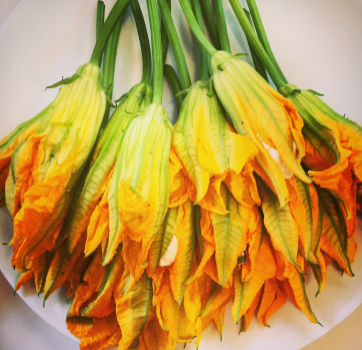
[178,0,217,57]
[244,9,268,81]
[90,0,131,66]
[158,0,191,89]
[102,10,126,101]
[96,1,105,41]
[228,0,285,89]
[131,0,152,84]
[147,0,163,104]
[161,0,171,65]
[200,0,221,50]
[190,0,208,81]
[246,0,288,84]
[164,64,184,110]
[214,0,231,53]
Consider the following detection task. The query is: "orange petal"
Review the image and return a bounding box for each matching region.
[257,278,287,327]
[138,317,176,350]
[15,270,34,292]
[79,312,122,350]
[283,256,320,324]
[232,237,276,323]
[44,240,84,301]
[69,247,107,316]
[81,249,124,318]
[240,287,263,332]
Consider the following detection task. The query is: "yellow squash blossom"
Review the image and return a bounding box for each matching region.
[105,103,172,274]
[211,51,311,207]
[280,85,359,236]
[173,81,258,214]
[8,63,107,272]
[0,109,46,206]
[280,84,362,182]
[66,82,153,255]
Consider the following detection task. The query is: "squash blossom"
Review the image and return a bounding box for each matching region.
[0,109,45,207]
[7,63,107,272]
[66,82,153,256]
[104,103,172,277]
[279,84,359,235]
[173,81,258,214]
[211,51,311,207]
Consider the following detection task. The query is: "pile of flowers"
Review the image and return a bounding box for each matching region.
[1,0,361,349]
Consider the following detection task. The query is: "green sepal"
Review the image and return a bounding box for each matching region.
[307,89,324,97]
[45,74,81,90]
[115,92,129,103]
[278,84,301,97]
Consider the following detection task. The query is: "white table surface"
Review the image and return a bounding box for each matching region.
[1,270,362,350]
[1,1,362,350]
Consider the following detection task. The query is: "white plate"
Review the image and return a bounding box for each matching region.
[1,0,362,349]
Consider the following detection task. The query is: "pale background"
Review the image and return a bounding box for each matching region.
[1,1,362,349]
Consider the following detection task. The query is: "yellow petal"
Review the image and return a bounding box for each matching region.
[318,188,353,276]
[169,200,195,305]
[257,177,299,266]
[287,177,314,262]
[240,287,263,332]
[283,256,320,324]
[232,237,276,323]
[158,288,200,343]
[116,272,153,350]
[212,185,246,287]
[148,206,181,276]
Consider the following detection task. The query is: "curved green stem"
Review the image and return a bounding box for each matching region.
[131,0,152,84]
[90,0,131,66]
[179,0,217,57]
[244,9,268,81]
[161,0,171,65]
[158,0,191,89]
[164,64,184,111]
[96,1,105,41]
[102,10,126,101]
[200,0,221,50]
[214,0,231,53]
[228,0,285,89]
[147,0,163,104]
[246,0,288,84]
[190,0,208,81]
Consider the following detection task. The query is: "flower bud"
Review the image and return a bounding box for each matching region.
[9,63,107,271]
[104,103,172,268]
[211,51,310,207]
[67,82,153,254]
[173,81,257,214]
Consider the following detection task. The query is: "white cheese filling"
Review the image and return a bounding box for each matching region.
[258,134,295,179]
[159,235,179,267]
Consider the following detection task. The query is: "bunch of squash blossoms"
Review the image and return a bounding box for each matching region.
[1,1,362,350]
